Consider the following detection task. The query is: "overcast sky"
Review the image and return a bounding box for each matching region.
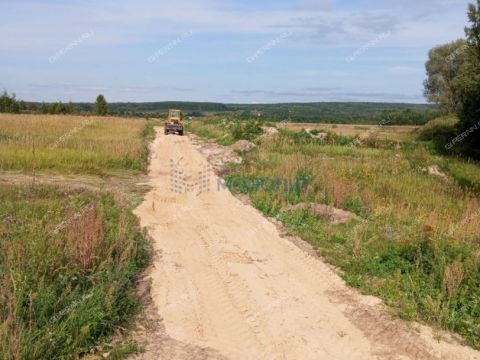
[0,0,471,103]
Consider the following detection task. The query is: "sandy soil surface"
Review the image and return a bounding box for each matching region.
[132,128,480,360]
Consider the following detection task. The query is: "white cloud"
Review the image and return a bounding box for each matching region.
[0,0,471,103]
[0,0,470,50]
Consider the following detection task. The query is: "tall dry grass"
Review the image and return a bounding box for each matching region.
[0,114,148,174]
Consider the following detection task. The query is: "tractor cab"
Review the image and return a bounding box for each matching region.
[165,109,184,136]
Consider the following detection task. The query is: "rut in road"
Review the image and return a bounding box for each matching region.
[132,129,480,360]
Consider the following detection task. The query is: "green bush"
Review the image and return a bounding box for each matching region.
[0,91,21,113]
[417,116,459,153]
[231,120,263,141]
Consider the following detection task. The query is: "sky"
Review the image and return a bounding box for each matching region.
[0,0,472,103]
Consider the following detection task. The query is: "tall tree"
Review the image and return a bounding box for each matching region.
[0,91,20,113]
[424,39,467,114]
[93,94,108,116]
[456,0,480,158]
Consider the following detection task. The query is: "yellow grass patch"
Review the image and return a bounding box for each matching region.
[0,114,147,174]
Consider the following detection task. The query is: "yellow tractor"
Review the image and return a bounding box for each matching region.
[164,109,184,136]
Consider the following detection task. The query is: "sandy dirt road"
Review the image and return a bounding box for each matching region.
[133,129,480,360]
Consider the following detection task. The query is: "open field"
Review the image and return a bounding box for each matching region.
[186,118,420,143]
[189,118,480,349]
[0,114,151,174]
[0,114,154,360]
[277,122,420,141]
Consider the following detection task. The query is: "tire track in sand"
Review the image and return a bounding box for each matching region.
[133,128,480,360]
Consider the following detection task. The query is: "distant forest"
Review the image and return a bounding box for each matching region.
[1,91,438,125]
[81,101,439,125]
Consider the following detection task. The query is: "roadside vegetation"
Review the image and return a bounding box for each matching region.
[186,117,264,145]
[0,114,156,359]
[0,185,149,360]
[189,117,480,348]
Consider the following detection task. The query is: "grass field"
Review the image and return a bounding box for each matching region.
[0,114,151,174]
[0,114,156,360]
[0,186,148,360]
[277,122,419,141]
[186,117,420,143]
[190,118,480,348]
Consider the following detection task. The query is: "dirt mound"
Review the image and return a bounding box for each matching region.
[189,134,241,175]
[426,165,448,180]
[230,140,256,152]
[306,130,328,141]
[284,202,360,224]
[260,126,279,139]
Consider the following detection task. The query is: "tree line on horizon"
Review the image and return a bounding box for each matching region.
[0,92,109,116]
[1,2,479,157]
[0,91,440,125]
